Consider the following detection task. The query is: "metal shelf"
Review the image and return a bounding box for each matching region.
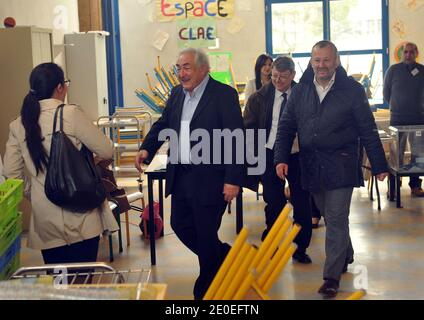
[97,110,153,177]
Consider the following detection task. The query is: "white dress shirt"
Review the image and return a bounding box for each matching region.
[314,72,336,102]
[180,75,210,164]
[266,88,291,150]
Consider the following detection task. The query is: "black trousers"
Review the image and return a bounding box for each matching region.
[311,196,321,219]
[262,150,312,252]
[171,167,230,300]
[261,149,287,240]
[41,236,100,284]
[286,153,312,252]
[41,236,100,264]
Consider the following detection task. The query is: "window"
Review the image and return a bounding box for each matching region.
[271,2,323,54]
[265,0,389,106]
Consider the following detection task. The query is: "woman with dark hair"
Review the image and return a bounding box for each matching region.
[3,63,118,264]
[244,54,273,103]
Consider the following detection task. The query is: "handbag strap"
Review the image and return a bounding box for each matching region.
[52,104,66,133]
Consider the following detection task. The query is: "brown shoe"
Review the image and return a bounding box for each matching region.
[411,188,424,197]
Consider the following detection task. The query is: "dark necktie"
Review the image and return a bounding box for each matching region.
[279,92,288,119]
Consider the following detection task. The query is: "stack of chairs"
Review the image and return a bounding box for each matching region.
[345,290,367,300]
[204,204,300,300]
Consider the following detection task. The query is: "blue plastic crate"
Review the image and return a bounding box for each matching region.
[0,213,22,257]
[0,179,23,233]
[0,253,19,280]
[0,235,20,272]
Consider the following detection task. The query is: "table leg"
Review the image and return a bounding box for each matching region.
[236,189,243,234]
[389,174,395,201]
[116,209,123,253]
[396,176,402,208]
[158,178,164,237]
[375,176,381,211]
[148,177,156,265]
[108,234,114,262]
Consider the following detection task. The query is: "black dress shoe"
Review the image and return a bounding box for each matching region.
[318,279,339,297]
[292,251,312,264]
[342,257,354,273]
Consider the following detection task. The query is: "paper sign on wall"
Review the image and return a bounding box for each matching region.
[226,16,245,34]
[208,52,234,86]
[177,18,217,48]
[152,30,170,51]
[236,0,252,12]
[137,0,152,6]
[209,52,231,72]
[157,0,235,22]
[392,20,406,39]
[406,0,424,11]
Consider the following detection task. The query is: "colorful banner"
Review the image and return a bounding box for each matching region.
[177,18,217,48]
[157,0,234,21]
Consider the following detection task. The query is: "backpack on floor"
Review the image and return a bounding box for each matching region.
[139,201,163,240]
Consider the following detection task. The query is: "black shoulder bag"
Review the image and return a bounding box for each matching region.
[44,104,106,212]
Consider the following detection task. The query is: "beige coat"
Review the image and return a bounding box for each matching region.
[3,99,119,250]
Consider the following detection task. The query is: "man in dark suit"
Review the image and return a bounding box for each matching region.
[135,48,244,300]
[243,56,313,264]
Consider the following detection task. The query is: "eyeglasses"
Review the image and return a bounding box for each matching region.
[64,79,71,87]
[271,74,291,81]
[176,66,192,73]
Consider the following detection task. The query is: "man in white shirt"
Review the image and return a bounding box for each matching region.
[244,56,313,264]
[274,41,388,297]
[135,48,244,300]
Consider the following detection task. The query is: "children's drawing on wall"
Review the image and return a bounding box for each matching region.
[236,0,252,12]
[392,20,406,38]
[151,30,170,51]
[226,16,246,34]
[405,0,424,11]
[137,0,153,6]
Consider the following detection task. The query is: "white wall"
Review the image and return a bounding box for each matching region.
[0,0,79,69]
[3,1,420,107]
[388,0,424,65]
[119,0,266,107]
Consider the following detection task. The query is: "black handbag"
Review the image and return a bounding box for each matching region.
[44,104,106,212]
